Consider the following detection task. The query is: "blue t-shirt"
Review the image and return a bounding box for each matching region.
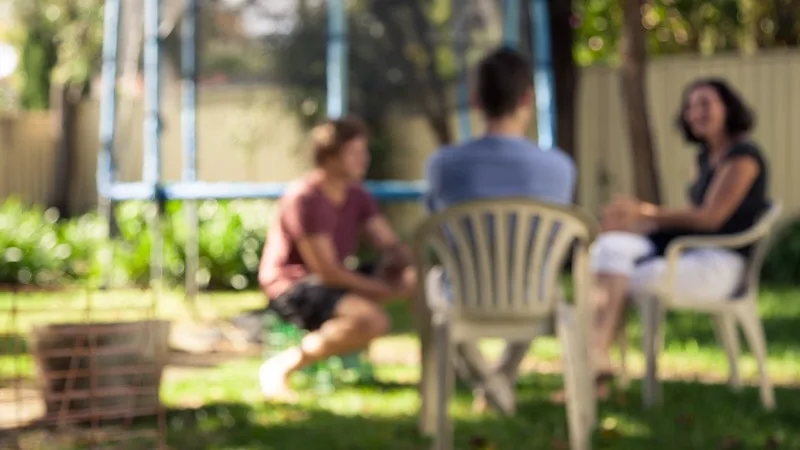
[424,135,576,211]
[423,135,577,304]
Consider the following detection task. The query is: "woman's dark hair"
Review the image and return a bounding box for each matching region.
[676,78,755,144]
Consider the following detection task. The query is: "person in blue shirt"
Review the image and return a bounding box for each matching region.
[425,47,576,212]
[422,47,577,411]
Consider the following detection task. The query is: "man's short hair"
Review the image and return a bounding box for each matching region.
[311,116,369,166]
[476,47,533,119]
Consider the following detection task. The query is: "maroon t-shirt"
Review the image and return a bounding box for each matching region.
[259,176,380,298]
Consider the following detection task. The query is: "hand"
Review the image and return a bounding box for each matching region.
[389,267,417,300]
[378,244,412,281]
[601,196,656,233]
[601,196,637,232]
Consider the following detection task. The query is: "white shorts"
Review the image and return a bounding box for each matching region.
[590,231,746,302]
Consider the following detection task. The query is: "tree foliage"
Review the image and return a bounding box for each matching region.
[10,0,104,110]
[573,0,800,65]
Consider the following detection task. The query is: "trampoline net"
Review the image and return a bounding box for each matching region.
[122,0,506,184]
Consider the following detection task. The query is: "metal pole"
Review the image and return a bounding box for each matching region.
[326,0,347,118]
[529,0,557,149]
[503,0,520,49]
[454,0,471,141]
[97,0,122,289]
[144,0,163,289]
[182,0,200,305]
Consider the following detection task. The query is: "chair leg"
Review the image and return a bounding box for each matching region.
[414,281,437,436]
[640,295,664,408]
[418,324,436,436]
[433,320,454,450]
[557,303,594,450]
[712,314,742,391]
[498,341,533,385]
[735,299,776,410]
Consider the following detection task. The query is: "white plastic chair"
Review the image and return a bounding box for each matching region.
[619,202,782,410]
[411,198,599,450]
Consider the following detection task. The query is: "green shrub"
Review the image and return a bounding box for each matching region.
[0,199,65,286]
[111,200,272,290]
[56,212,108,285]
[0,198,273,290]
[5,196,800,291]
[167,200,271,291]
[762,218,800,285]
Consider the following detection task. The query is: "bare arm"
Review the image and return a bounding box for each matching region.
[296,234,397,301]
[364,215,412,266]
[364,216,405,251]
[643,156,760,232]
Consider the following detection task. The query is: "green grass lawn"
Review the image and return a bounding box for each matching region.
[2,286,800,449]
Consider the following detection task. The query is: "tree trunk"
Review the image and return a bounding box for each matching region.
[771,0,800,46]
[520,1,578,160]
[51,83,81,216]
[619,0,662,204]
[548,0,579,164]
[370,0,454,146]
[407,0,454,145]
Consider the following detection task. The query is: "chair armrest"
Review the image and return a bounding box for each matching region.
[664,202,782,261]
[665,229,766,257]
[661,225,771,299]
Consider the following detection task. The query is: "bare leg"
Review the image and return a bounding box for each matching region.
[551,273,631,403]
[261,295,391,402]
[592,273,631,373]
[587,273,630,400]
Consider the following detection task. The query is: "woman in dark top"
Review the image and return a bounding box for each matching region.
[588,78,770,398]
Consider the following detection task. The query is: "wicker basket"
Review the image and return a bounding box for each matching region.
[29,320,170,425]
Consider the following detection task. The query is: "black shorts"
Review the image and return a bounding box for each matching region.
[267,263,377,332]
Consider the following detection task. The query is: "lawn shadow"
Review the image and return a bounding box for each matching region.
[352,378,417,391]
[588,376,800,450]
[352,375,474,393]
[159,372,800,450]
[164,402,430,450]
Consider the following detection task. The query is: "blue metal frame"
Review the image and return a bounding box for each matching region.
[96,0,556,202]
[143,0,162,187]
[102,180,427,202]
[454,0,471,142]
[530,0,557,149]
[182,0,200,298]
[181,0,198,185]
[327,0,347,118]
[96,0,121,198]
[503,0,521,48]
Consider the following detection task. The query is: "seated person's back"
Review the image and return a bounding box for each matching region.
[426,135,575,211]
[423,48,577,304]
[426,48,576,210]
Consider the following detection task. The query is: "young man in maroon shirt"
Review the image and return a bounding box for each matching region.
[258,116,414,401]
